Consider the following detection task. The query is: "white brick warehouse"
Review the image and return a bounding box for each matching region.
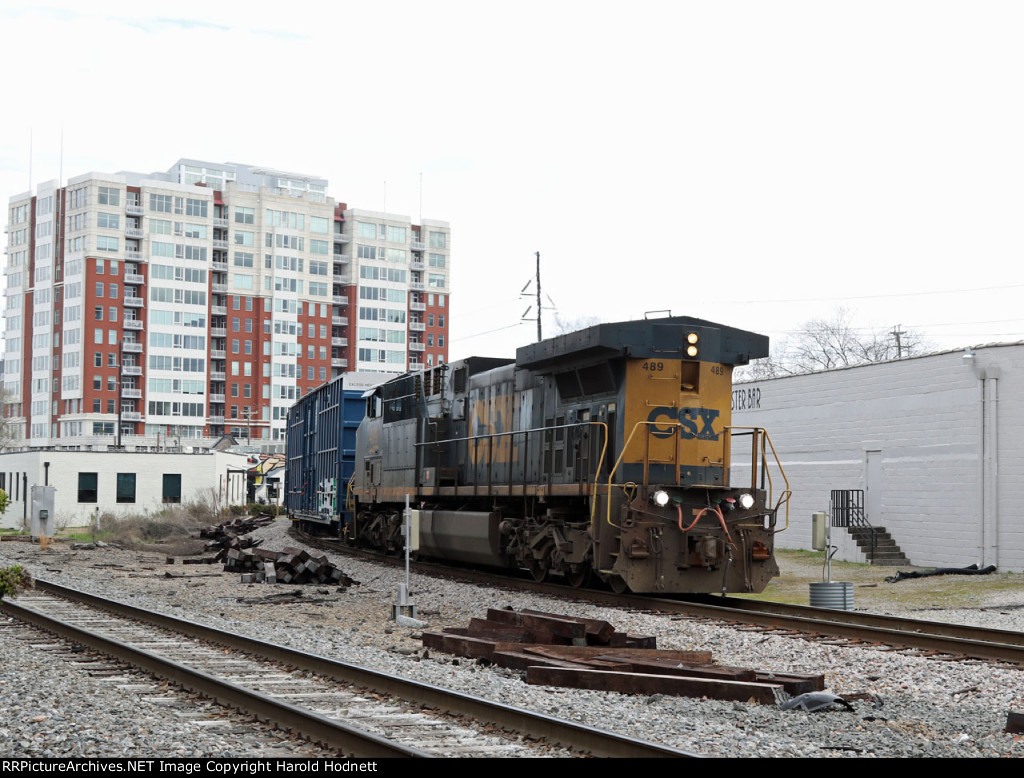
[732,343,1024,571]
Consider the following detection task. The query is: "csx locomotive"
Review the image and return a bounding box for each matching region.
[287,315,789,594]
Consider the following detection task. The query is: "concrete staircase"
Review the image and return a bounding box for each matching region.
[847,526,910,566]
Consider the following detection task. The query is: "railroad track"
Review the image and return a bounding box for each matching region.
[0,580,699,759]
[292,529,1024,666]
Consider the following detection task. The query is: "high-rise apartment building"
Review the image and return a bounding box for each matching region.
[3,159,450,451]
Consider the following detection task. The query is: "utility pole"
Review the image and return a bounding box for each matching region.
[535,251,542,342]
[891,324,906,358]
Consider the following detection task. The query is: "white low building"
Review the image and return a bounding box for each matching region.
[732,342,1022,571]
[0,449,259,530]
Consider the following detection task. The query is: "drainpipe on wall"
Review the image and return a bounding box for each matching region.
[974,359,1000,568]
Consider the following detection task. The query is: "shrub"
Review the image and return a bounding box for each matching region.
[0,565,33,599]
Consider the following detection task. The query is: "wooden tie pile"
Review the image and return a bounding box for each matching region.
[183,518,353,586]
[228,545,354,586]
[423,607,824,704]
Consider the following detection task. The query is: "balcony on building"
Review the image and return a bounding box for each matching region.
[210,371,226,382]
[126,202,144,216]
[411,240,426,252]
[125,226,144,239]
[211,283,227,294]
[124,296,145,308]
[332,315,348,326]
[333,233,349,244]
[208,415,226,425]
[210,326,227,337]
[211,305,227,315]
[212,259,228,271]
[332,253,349,265]
[125,250,142,261]
[121,411,143,422]
[121,388,142,399]
[410,301,426,312]
[332,296,348,306]
[213,217,229,228]
[409,321,425,332]
[210,349,226,360]
[209,393,226,404]
[331,337,348,347]
[331,357,348,368]
[411,260,425,271]
[122,342,143,353]
[408,361,424,371]
[212,239,228,250]
[123,318,143,330]
[123,366,143,376]
[410,281,425,291]
[409,341,425,352]
[125,272,145,284]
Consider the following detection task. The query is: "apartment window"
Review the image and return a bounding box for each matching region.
[94,352,102,367]
[98,187,120,206]
[97,212,120,229]
[185,198,208,218]
[234,207,254,225]
[150,194,172,213]
[95,307,104,321]
[429,231,446,248]
[78,472,98,503]
[116,473,137,503]
[96,283,105,297]
[162,474,182,504]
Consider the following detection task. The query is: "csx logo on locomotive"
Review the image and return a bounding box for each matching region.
[647,406,721,440]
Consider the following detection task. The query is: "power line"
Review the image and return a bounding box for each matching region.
[728,283,1024,306]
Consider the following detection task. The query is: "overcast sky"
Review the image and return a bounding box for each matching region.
[2,1,1022,362]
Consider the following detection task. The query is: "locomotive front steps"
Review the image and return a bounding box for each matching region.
[847,526,910,566]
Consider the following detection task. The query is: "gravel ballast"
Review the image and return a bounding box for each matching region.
[2,520,1024,759]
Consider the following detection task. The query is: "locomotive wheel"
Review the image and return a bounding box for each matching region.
[607,574,629,594]
[527,559,548,582]
[566,563,592,589]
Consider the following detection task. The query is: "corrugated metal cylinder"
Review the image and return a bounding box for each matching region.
[809,581,854,610]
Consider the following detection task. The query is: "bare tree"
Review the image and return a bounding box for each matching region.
[738,309,932,379]
[551,313,602,336]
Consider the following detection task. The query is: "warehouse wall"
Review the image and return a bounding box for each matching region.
[732,343,1024,571]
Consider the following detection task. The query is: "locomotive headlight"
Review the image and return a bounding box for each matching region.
[651,490,670,507]
[738,493,755,510]
[685,332,699,358]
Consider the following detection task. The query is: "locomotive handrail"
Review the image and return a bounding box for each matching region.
[602,422,790,533]
[725,426,791,534]
[414,420,609,498]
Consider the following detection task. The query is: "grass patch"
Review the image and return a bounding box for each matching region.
[736,548,1024,612]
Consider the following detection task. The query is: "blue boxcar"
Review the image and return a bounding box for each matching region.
[284,373,380,534]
